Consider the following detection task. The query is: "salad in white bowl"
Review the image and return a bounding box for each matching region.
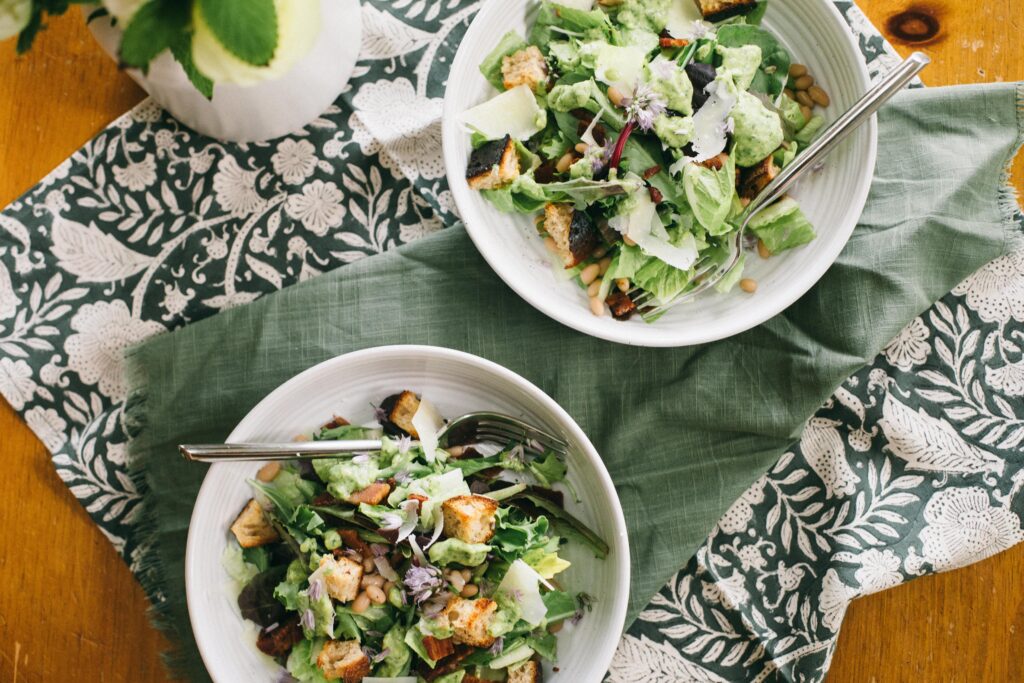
[458,0,832,322]
[222,390,608,682]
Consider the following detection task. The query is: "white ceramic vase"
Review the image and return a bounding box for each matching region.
[85,0,363,142]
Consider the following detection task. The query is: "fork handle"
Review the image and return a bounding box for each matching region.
[180,440,384,462]
[745,52,930,221]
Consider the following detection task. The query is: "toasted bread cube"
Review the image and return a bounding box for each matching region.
[346,481,392,505]
[442,495,499,544]
[543,203,599,268]
[230,499,279,548]
[319,555,363,603]
[508,660,543,683]
[467,135,519,191]
[381,390,421,437]
[316,639,370,682]
[693,0,757,22]
[445,597,498,648]
[501,46,548,91]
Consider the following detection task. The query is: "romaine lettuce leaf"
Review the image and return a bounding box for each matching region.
[683,156,735,235]
[747,197,816,253]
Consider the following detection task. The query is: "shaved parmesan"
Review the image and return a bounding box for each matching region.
[497,560,549,626]
[609,190,699,272]
[460,85,546,141]
[665,0,707,37]
[594,44,648,90]
[411,398,445,463]
[687,79,738,163]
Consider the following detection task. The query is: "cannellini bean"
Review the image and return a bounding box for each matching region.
[579,263,601,286]
[587,279,602,298]
[757,239,772,259]
[607,85,625,106]
[793,75,814,90]
[808,85,830,107]
[788,63,808,78]
[740,278,758,293]
[575,142,589,154]
[796,90,814,108]
[461,584,479,598]
[598,256,612,274]
[616,278,630,293]
[589,297,605,316]
[363,558,376,573]
[352,592,371,613]
[544,236,559,253]
[556,152,575,173]
[366,585,387,604]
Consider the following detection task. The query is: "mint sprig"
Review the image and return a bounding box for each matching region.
[197,0,278,67]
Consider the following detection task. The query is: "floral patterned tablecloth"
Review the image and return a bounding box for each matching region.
[0,1,1022,681]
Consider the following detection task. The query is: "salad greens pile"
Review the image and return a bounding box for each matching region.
[224,391,606,682]
[460,0,825,321]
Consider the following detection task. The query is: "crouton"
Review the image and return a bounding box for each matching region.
[422,635,455,661]
[380,390,421,437]
[543,203,599,268]
[346,481,392,505]
[256,617,303,657]
[316,639,370,682]
[738,155,778,201]
[693,0,758,23]
[318,555,363,603]
[605,291,637,320]
[501,46,548,91]
[467,135,519,191]
[508,659,543,683]
[444,597,498,648]
[230,499,279,548]
[442,495,499,544]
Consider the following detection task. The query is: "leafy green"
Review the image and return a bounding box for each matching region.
[795,115,825,144]
[493,506,551,557]
[716,24,791,97]
[316,423,372,440]
[747,196,816,253]
[480,30,528,90]
[238,564,287,627]
[375,625,412,677]
[530,1,615,45]
[510,493,609,559]
[197,0,278,66]
[241,546,271,572]
[287,639,330,683]
[683,156,736,235]
[542,590,577,622]
[170,32,214,99]
[528,452,567,488]
[714,252,747,293]
[119,0,188,70]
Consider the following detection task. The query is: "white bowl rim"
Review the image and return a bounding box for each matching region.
[441,0,878,347]
[185,344,631,681]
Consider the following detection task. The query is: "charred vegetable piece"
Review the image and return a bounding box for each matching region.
[738,155,778,200]
[606,291,638,320]
[466,135,519,190]
[693,0,758,23]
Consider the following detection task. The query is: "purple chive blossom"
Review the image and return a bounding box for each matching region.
[488,637,505,656]
[352,453,371,464]
[277,670,299,683]
[691,20,712,39]
[812,160,826,174]
[621,82,667,133]
[372,648,390,664]
[308,577,324,601]
[404,564,444,605]
[397,435,413,454]
[373,403,388,423]
[648,56,677,81]
[265,622,279,632]
[571,592,596,625]
[300,608,316,632]
[394,470,413,485]
[370,543,389,557]
[422,594,450,618]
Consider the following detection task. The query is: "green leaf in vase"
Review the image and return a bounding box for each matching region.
[198,0,278,67]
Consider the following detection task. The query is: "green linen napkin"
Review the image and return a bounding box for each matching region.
[124,82,1022,679]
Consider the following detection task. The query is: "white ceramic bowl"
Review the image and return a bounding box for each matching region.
[186,345,630,681]
[442,0,876,347]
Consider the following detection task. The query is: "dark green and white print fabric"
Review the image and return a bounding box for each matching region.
[0,1,1020,681]
[607,252,1024,681]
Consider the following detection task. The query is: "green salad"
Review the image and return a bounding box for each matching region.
[461,0,828,321]
[224,390,606,683]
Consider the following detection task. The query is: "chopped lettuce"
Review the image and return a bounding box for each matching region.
[795,114,825,144]
[374,625,413,677]
[548,80,593,112]
[287,638,330,683]
[747,196,816,253]
[683,155,736,235]
[313,457,381,501]
[716,23,790,97]
[523,547,572,579]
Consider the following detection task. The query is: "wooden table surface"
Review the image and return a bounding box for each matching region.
[0,3,1022,681]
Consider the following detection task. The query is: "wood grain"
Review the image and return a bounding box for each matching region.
[0,2,1021,682]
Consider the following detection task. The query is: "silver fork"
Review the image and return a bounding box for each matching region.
[628,51,930,322]
[179,411,569,462]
